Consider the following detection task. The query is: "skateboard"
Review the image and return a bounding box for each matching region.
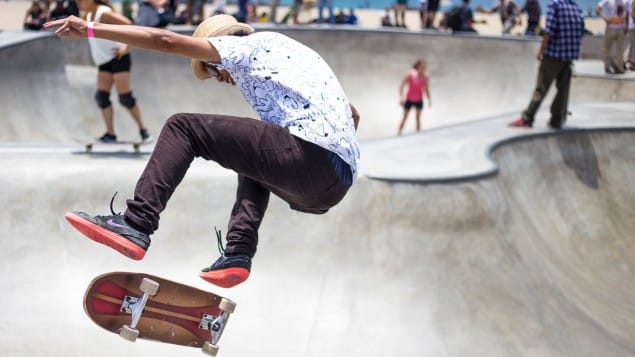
[84,272,236,356]
[74,138,153,154]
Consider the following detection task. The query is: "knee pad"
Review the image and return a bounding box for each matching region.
[118,91,136,109]
[94,90,111,109]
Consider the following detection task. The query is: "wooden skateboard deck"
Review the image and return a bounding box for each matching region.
[74,138,153,154]
[84,272,236,356]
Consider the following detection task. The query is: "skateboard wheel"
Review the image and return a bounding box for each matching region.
[202,341,219,356]
[120,325,139,342]
[219,298,236,314]
[139,278,159,296]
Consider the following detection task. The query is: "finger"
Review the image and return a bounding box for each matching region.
[43,19,63,29]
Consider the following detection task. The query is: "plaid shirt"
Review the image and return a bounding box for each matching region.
[543,0,585,61]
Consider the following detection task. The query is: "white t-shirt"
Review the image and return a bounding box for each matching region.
[208,32,360,179]
[87,5,125,66]
[626,0,635,29]
[597,0,627,29]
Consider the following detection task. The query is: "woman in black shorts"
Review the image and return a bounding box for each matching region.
[82,0,151,142]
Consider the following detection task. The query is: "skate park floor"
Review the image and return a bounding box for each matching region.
[1,28,634,357]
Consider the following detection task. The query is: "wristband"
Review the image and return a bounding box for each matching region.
[87,21,95,38]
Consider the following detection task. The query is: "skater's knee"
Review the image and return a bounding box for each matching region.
[95,90,111,109]
[118,91,136,109]
[165,113,192,127]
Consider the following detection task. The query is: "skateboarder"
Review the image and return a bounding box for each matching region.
[80,0,152,143]
[45,14,360,288]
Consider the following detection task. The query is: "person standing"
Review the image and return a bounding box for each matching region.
[398,60,431,135]
[23,1,48,30]
[394,0,408,27]
[520,0,541,36]
[81,0,152,142]
[477,0,522,34]
[596,0,628,73]
[425,0,440,28]
[627,0,635,69]
[509,0,584,129]
[317,0,334,23]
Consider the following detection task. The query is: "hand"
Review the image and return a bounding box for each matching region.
[43,15,88,38]
[114,45,129,59]
[214,69,235,85]
[536,50,543,61]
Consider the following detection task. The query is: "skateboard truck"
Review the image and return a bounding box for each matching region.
[118,277,160,342]
[115,276,236,356]
[199,299,236,356]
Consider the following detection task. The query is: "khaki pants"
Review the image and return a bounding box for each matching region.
[627,29,635,64]
[604,27,626,71]
[522,55,572,126]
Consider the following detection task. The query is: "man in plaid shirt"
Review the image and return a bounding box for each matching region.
[509,0,584,129]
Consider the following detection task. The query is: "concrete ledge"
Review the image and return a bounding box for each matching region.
[360,102,635,183]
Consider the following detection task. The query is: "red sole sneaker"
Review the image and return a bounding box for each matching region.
[199,268,250,288]
[65,212,146,260]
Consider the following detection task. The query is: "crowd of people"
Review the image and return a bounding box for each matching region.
[23,0,78,30]
[23,0,635,141]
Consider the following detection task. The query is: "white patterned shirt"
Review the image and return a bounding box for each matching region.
[208,32,359,180]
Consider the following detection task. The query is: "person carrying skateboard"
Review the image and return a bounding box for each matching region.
[45,14,360,288]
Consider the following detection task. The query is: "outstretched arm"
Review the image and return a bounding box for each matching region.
[44,15,221,63]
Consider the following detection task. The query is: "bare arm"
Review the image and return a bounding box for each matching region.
[537,33,550,60]
[595,5,607,21]
[399,73,410,102]
[513,2,522,21]
[44,15,221,63]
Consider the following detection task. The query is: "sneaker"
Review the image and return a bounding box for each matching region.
[139,128,153,143]
[98,133,117,143]
[508,117,532,128]
[547,119,562,129]
[199,228,251,288]
[65,209,150,260]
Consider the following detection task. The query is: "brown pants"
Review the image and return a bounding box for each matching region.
[522,55,572,126]
[124,113,351,257]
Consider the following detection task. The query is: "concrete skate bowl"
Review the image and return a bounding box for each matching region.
[1,127,634,356]
[2,27,632,143]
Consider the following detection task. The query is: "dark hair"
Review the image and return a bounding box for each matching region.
[412,59,426,69]
[617,4,624,15]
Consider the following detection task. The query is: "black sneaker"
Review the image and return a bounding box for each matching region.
[99,133,117,143]
[547,119,563,129]
[65,206,150,260]
[139,128,152,142]
[199,228,251,288]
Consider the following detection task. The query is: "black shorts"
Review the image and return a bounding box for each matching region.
[97,54,131,73]
[427,0,439,11]
[404,99,423,110]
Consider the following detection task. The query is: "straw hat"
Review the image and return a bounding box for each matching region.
[191,14,255,80]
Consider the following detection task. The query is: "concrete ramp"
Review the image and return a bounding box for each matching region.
[3,28,633,142]
[1,129,634,356]
[1,27,634,357]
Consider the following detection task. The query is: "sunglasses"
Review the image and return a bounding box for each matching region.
[205,62,219,78]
